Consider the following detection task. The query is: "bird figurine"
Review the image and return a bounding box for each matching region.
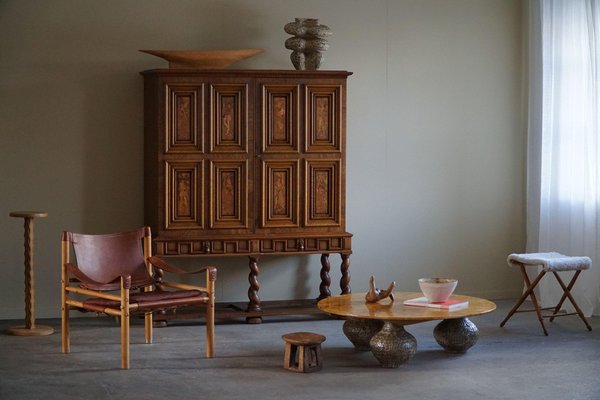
[365,275,396,303]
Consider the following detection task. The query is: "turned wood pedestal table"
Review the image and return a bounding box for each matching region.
[317,292,496,368]
[7,211,53,336]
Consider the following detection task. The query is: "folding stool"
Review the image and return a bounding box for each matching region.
[500,252,592,335]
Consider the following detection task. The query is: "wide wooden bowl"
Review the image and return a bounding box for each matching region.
[140,48,264,69]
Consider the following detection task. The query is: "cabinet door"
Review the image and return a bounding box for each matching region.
[305,160,341,227]
[209,83,248,153]
[208,81,251,230]
[305,85,342,153]
[165,85,204,153]
[261,84,299,153]
[261,160,300,228]
[165,161,204,229]
[209,161,249,229]
[304,84,343,227]
[163,84,205,231]
[258,83,301,228]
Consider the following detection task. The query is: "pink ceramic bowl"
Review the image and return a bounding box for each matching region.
[418,278,458,303]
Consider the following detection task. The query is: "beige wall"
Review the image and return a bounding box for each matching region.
[0,0,524,319]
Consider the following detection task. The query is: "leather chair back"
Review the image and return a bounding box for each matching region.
[69,228,150,285]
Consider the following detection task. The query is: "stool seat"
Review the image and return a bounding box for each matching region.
[501,252,592,336]
[282,332,325,373]
[282,332,326,346]
[508,252,591,271]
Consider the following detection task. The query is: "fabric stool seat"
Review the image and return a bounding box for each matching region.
[500,252,592,335]
[507,252,591,271]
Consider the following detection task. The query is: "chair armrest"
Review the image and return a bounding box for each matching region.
[148,256,217,281]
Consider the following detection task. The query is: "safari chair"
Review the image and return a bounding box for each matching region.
[60,226,216,369]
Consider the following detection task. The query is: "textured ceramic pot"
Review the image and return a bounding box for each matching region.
[284,18,332,70]
[342,318,384,351]
[369,321,417,368]
[433,317,479,353]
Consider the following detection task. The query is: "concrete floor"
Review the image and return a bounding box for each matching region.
[1,300,599,400]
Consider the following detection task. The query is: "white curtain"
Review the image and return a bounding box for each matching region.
[528,0,600,317]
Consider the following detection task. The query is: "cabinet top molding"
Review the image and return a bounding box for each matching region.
[140,69,353,78]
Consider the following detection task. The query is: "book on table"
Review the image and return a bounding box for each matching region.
[403,297,469,311]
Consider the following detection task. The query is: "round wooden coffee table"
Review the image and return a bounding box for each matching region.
[317,292,496,368]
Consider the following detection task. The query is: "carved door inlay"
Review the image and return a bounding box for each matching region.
[210,161,248,228]
[261,85,299,153]
[305,85,341,153]
[166,85,203,153]
[261,160,299,227]
[315,97,329,140]
[165,161,203,229]
[305,160,340,226]
[210,84,248,153]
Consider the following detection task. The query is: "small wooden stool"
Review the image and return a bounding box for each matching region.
[7,211,53,336]
[282,332,326,373]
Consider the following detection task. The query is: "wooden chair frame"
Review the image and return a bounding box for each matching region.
[500,262,592,336]
[60,228,216,369]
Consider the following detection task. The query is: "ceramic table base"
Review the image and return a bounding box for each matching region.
[433,317,479,353]
[342,318,383,351]
[369,321,417,368]
[342,317,479,367]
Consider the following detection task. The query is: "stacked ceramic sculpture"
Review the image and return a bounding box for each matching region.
[284,18,332,70]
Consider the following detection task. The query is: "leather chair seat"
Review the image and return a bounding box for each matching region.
[83,289,207,312]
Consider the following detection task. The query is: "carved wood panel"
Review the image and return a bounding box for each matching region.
[157,235,350,256]
[261,84,299,153]
[165,161,203,229]
[210,161,248,229]
[305,85,342,153]
[165,85,203,153]
[163,240,206,255]
[305,160,341,226]
[210,84,248,153]
[261,160,299,228]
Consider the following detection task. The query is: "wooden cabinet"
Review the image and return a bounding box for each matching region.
[142,69,352,321]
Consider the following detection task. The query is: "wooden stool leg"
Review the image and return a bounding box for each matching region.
[304,344,323,371]
[315,344,323,370]
[522,268,548,336]
[500,265,547,333]
[297,345,306,372]
[551,271,592,331]
[283,342,294,370]
[500,289,529,327]
[549,271,576,322]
